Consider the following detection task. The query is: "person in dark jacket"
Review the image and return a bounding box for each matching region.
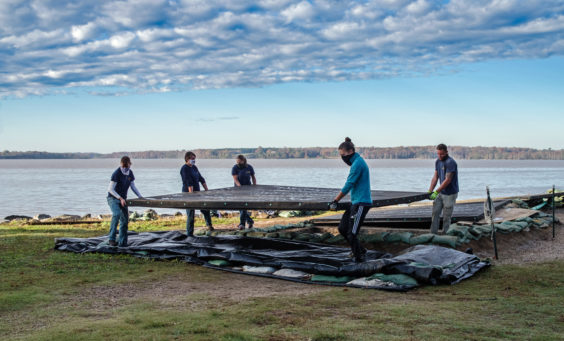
[232,155,256,229]
[180,151,213,236]
[329,138,372,262]
[107,156,143,247]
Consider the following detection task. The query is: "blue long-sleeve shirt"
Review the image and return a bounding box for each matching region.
[341,153,372,205]
[180,164,206,192]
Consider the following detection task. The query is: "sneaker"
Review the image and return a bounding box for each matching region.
[247,223,254,229]
[237,224,245,230]
[108,240,118,247]
[208,225,215,232]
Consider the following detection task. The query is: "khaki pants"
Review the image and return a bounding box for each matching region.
[430,193,458,234]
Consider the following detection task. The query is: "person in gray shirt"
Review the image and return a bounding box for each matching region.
[428,144,459,234]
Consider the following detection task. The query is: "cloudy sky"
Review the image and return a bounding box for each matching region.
[1,0,564,152]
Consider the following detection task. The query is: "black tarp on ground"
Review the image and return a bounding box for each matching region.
[54,231,489,291]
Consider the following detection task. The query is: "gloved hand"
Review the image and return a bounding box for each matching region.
[429,191,439,200]
[329,200,338,211]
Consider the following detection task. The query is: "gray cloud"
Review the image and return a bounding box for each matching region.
[1,0,564,97]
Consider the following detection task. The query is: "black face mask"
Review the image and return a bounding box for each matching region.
[237,163,246,169]
[341,153,354,166]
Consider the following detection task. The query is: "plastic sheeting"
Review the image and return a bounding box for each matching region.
[54,231,489,291]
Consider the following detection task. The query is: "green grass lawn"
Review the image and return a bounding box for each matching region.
[1,222,563,340]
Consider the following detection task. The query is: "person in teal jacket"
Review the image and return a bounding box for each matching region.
[330,137,372,262]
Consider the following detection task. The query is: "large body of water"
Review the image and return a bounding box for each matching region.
[0,159,562,218]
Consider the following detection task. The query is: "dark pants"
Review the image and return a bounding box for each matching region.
[239,210,254,227]
[107,196,129,247]
[338,204,370,260]
[186,209,213,236]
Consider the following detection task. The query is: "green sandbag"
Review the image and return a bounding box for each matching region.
[531,217,546,225]
[470,224,491,235]
[210,231,221,237]
[431,235,459,248]
[278,232,295,239]
[531,218,550,229]
[446,224,469,238]
[447,224,479,240]
[319,232,334,241]
[512,221,530,228]
[249,222,309,233]
[293,233,312,241]
[359,232,388,243]
[382,232,412,244]
[246,232,266,238]
[384,232,403,243]
[262,225,279,232]
[208,259,230,267]
[497,222,522,233]
[398,232,413,244]
[311,274,354,283]
[309,232,332,243]
[409,233,435,245]
[367,273,419,287]
[265,232,279,238]
[325,234,346,244]
[511,199,529,209]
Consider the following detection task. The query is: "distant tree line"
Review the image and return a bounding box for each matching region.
[1,146,563,160]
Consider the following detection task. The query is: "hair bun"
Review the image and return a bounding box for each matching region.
[344,137,352,143]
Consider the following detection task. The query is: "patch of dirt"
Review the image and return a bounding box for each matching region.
[482,211,564,265]
[83,269,330,310]
[2,268,331,338]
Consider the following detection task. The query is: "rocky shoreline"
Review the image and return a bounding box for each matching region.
[2,209,319,224]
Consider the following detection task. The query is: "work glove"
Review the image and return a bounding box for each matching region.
[329,200,338,211]
[429,191,439,200]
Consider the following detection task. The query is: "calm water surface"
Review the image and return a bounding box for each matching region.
[0,159,562,218]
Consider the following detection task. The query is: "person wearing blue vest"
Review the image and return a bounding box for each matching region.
[330,137,372,262]
[232,155,257,230]
[428,143,459,234]
[106,156,143,247]
[180,151,214,236]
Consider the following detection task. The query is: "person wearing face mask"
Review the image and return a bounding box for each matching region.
[180,151,214,236]
[428,143,459,234]
[107,156,143,247]
[329,137,372,263]
[231,155,257,230]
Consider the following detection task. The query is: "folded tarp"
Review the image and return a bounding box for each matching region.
[54,231,488,291]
